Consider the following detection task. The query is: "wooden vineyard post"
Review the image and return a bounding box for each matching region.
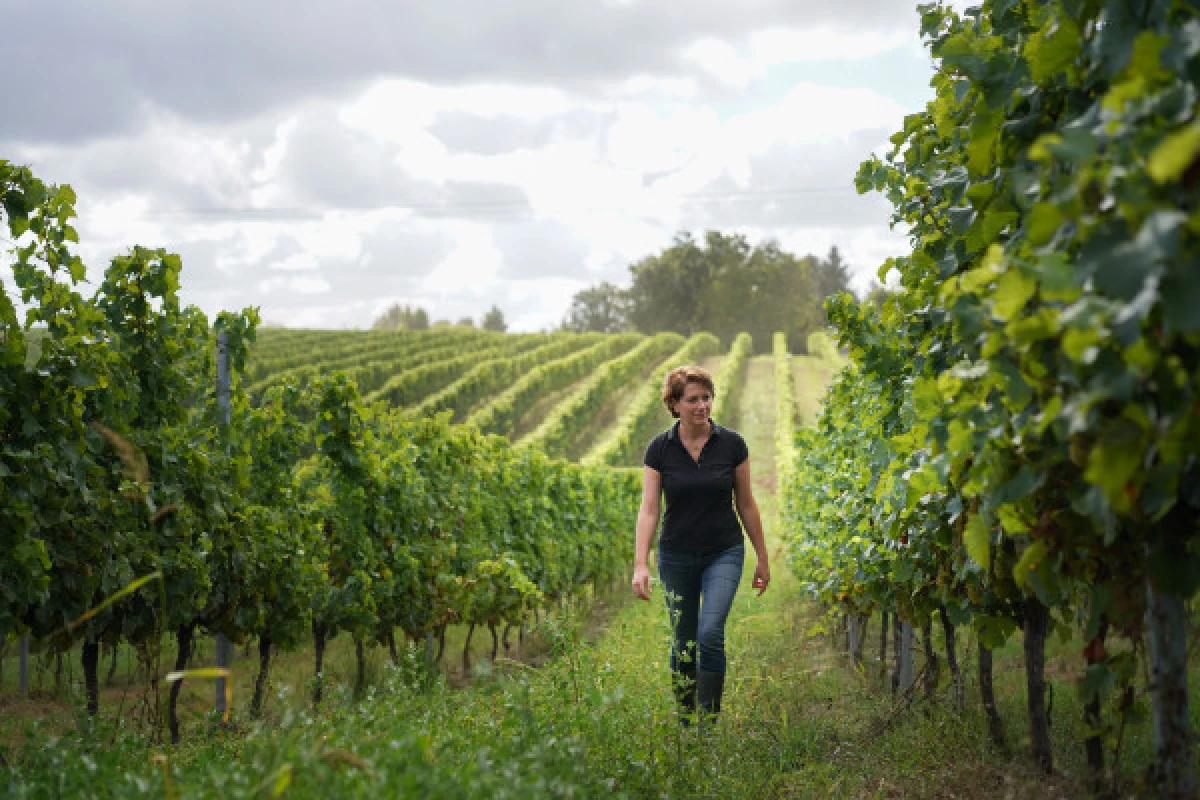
[939,607,963,708]
[979,640,1007,753]
[19,634,29,696]
[879,611,889,686]
[897,620,914,694]
[1024,596,1052,774]
[847,613,867,668]
[214,331,233,719]
[921,617,939,700]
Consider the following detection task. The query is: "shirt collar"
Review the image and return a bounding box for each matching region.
[667,419,721,441]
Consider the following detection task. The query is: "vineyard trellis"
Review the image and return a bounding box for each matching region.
[784,1,1200,795]
[1,160,644,742]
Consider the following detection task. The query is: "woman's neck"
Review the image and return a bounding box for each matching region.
[678,418,711,441]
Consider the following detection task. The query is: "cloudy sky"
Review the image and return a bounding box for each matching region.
[2,0,972,331]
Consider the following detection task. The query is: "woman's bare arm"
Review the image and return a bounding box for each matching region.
[734,459,770,595]
[631,466,661,600]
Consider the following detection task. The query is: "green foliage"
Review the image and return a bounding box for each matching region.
[786,0,1200,785]
[480,304,507,333]
[521,332,684,458]
[773,332,797,496]
[459,555,543,630]
[804,331,843,366]
[709,331,753,427]
[1,161,104,645]
[1,162,645,740]
[406,334,602,422]
[814,246,854,324]
[862,280,892,309]
[247,328,493,396]
[362,333,549,408]
[625,231,822,353]
[467,334,640,436]
[230,384,321,650]
[372,303,429,331]
[561,280,631,333]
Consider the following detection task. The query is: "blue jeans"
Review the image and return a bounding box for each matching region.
[657,541,744,675]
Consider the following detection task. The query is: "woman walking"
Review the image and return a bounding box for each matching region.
[631,365,769,725]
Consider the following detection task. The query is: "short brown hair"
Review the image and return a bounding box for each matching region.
[661,366,715,418]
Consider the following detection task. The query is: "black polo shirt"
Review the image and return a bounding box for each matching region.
[643,420,749,554]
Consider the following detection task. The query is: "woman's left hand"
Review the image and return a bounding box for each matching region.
[752,559,770,596]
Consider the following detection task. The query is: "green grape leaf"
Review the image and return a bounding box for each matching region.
[1084,419,1144,513]
[964,515,991,571]
[967,110,1002,176]
[1024,15,1082,81]
[982,210,1018,245]
[1062,326,1102,363]
[68,255,85,283]
[997,502,1031,534]
[1033,253,1076,301]
[992,268,1037,321]
[1148,121,1200,184]
[975,614,1018,649]
[1027,202,1065,247]
[1127,31,1172,83]
[1013,541,1047,592]
[1159,264,1200,334]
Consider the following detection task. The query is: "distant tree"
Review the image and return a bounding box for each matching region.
[814,245,853,323]
[863,279,892,309]
[481,305,507,332]
[562,282,630,333]
[372,303,430,331]
[624,231,821,353]
[456,316,476,328]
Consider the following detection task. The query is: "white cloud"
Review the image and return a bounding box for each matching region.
[507,276,584,331]
[270,252,320,272]
[750,27,914,64]
[683,38,764,88]
[605,104,717,175]
[249,117,298,186]
[422,225,503,295]
[258,275,332,295]
[615,74,700,100]
[731,83,908,150]
[683,27,915,89]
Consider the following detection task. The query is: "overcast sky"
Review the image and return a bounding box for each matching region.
[2,0,973,331]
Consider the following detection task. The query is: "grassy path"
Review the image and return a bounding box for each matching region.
[551,349,1096,798]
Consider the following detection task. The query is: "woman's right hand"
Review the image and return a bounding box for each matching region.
[631,564,652,601]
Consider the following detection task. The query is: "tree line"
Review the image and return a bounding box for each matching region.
[563,231,856,353]
[371,232,879,353]
[373,303,508,333]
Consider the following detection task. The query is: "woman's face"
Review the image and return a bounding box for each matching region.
[673,381,712,424]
